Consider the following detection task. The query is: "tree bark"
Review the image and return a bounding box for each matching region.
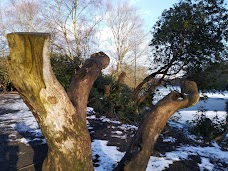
[117,71,126,93]
[115,81,200,171]
[67,51,110,123]
[7,33,109,171]
[6,32,200,171]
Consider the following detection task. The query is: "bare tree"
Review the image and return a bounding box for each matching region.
[106,0,145,75]
[0,33,8,57]
[0,0,107,63]
[0,0,53,57]
[7,32,199,171]
[121,64,148,89]
[131,32,149,88]
[0,2,7,57]
[1,0,47,32]
[44,0,107,62]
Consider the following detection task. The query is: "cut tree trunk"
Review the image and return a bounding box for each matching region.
[104,84,111,97]
[7,33,109,171]
[114,81,200,171]
[67,52,110,123]
[6,32,200,171]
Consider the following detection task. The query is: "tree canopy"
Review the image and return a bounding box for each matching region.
[150,0,228,90]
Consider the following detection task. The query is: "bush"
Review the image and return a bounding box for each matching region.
[50,55,144,124]
[50,55,142,123]
[187,106,226,141]
[50,54,79,89]
[0,58,14,91]
[88,74,141,124]
[225,100,228,114]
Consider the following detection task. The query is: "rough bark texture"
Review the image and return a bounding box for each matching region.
[6,32,200,171]
[7,33,109,171]
[67,51,110,123]
[114,81,200,171]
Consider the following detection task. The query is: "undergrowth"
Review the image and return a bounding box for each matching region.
[187,106,226,141]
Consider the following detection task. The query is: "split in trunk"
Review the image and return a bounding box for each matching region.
[7,32,200,171]
[7,32,110,171]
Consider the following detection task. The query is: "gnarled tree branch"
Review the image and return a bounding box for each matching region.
[115,80,199,171]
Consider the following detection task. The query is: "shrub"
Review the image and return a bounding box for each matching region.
[225,100,228,114]
[88,74,141,124]
[187,106,226,141]
[50,54,79,89]
[0,58,14,91]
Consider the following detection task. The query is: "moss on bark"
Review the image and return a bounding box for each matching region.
[7,33,94,171]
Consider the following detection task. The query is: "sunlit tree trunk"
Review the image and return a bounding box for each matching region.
[7,32,199,171]
[7,33,109,171]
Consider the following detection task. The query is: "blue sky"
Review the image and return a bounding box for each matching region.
[131,0,180,30]
[132,0,228,31]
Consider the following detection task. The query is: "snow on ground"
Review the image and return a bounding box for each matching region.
[0,91,227,171]
[92,140,124,171]
[0,94,44,144]
[146,143,228,171]
[156,88,228,126]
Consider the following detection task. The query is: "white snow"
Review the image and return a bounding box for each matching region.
[199,157,214,171]
[169,90,228,126]
[113,131,123,135]
[92,140,125,171]
[146,156,174,171]
[87,107,95,114]
[162,136,176,143]
[0,90,227,171]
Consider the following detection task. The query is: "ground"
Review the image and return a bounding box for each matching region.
[0,92,227,171]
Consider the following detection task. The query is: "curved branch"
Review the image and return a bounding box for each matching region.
[67,51,110,122]
[135,74,165,108]
[132,62,172,100]
[132,69,164,99]
[132,55,181,101]
[115,80,199,171]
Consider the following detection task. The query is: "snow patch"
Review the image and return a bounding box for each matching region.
[146,156,174,171]
[199,157,214,171]
[92,140,125,171]
[87,107,95,114]
[162,136,176,143]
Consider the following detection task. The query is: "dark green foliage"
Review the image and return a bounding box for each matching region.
[187,107,226,141]
[150,0,228,90]
[0,57,13,91]
[50,56,141,123]
[92,74,115,94]
[50,54,79,89]
[188,61,228,91]
[225,100,228,114]
[88,74,141,124]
